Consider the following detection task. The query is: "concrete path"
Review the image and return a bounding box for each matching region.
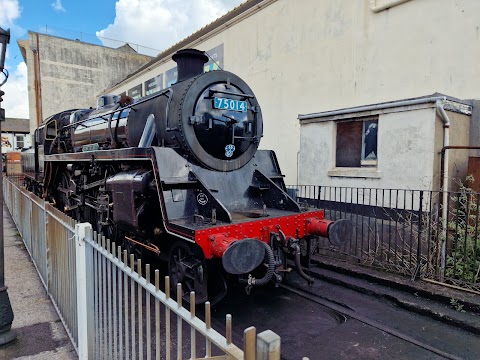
[0,204,77,359]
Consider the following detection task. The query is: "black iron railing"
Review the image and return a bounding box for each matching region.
[287,185,480,292]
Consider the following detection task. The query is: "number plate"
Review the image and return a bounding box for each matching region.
[82,143,100,152]
[213,97,247,112]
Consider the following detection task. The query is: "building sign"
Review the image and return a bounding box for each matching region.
[145,74,164,95]
[205,44,224,72]
[140,44,224,90]
[1,134,13,153]
[128,84,142,100]
[165,67,178,87]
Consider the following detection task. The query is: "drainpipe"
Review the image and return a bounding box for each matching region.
[31,34,43,127]
[435,99,450,279]
[296,150,300,187]
[36,34,43,126]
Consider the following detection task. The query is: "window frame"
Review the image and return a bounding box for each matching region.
[15,134,25,149]
[335,116,378,169]
[360,119,378,167]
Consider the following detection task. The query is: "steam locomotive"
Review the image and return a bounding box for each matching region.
[22,49,351,303]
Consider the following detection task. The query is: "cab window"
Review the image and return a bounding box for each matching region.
[45,120,57,140]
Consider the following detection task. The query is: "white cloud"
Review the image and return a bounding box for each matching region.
[96,0,244,55]
[51,0,66,12]
[2,62,29,119]
[0,0,20,27]
[0,0,28,119]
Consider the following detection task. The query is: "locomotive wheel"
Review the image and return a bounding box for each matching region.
[97,222,116,242]
[207,261,228,306]
[168,242,207,303]
[56,172,82,221]
[55,172,69,212]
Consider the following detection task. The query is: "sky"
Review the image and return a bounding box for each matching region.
[0,0,244,119]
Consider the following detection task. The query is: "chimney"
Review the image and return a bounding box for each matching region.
[172,49,208,83]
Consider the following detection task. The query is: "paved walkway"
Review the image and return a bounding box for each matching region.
[0,204,77,359]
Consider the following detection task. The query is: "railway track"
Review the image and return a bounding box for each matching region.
[279,281,463,360]
[202,261,480,360]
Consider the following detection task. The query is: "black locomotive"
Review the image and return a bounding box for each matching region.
[22,49,351,303]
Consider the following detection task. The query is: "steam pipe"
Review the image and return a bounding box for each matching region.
[107,104,121,148]
[250,241,275,286]
[435,99,450,279]
[291,242,314,285]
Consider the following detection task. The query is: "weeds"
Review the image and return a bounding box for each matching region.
[443,176,480,284]
[450,298,466,313]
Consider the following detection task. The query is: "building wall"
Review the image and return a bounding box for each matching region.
[20,32,152,134]
[104,0,480,184]
[436,111,470,191]
[433,111,472,191]
[298,106,439,190]
[299,104,472,192]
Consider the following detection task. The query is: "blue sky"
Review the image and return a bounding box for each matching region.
[0,0,244,119]
[5,0,118,72]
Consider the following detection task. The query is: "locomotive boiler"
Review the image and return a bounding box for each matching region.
[22,49,351,303]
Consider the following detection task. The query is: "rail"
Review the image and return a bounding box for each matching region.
[287,184,480,293]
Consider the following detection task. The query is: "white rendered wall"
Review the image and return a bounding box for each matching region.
[298,107,437,191]
[106,0,480,184]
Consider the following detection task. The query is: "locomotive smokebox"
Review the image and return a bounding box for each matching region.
[173,49,209,82]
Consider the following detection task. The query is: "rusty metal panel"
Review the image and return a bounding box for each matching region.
[336,120,363,167]
[468,157,480,193]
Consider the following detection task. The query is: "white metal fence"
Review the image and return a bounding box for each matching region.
[4,177,282,359]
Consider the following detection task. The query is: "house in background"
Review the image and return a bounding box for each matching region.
[2,117,31,153]
[298,94,478,193]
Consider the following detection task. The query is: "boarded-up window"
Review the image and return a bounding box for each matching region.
[336,118,378,167]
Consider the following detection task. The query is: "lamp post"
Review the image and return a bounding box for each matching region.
[0,25,16,345]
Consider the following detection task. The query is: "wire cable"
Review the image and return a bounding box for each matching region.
[0,68,9,86]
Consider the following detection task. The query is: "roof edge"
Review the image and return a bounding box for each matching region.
[25,31,154,59]
[298,94,473,122]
